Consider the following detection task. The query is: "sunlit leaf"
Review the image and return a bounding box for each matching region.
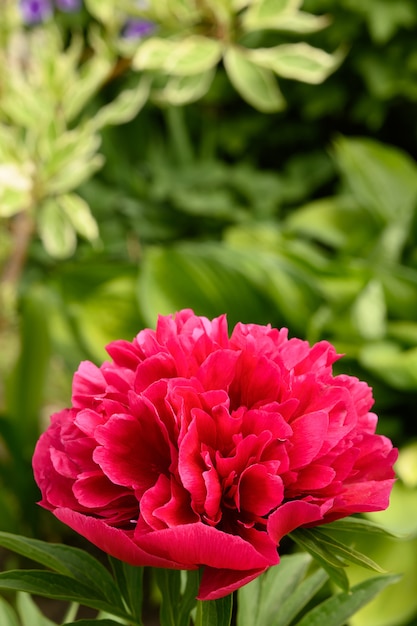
[223,46,285,112]
[58,193,99,242]
[253,43,341,84]
[134,36,222,76]
[37,198,77,258]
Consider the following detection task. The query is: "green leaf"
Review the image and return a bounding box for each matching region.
[359,341,417,391]
[108,558,144,624]
[293,575,400,626]
[326,517,404,539]
[93,77,150,129]
[195,594,233,626]
[134,36,222,76]
[290,530,349,592]
[62,619,124,626]
[37,198,77,258]
[138,243,274,329]
[0,597,19,626]
[334,136,417,224]
[0,571,129,620]
[261,11,331,33]
[154,569,200,626]
[237,553,313,626]
[154,70,215,105]
[0,532,122,610]
[58,193,99,242]
[272,568,329,626]
[223,46,285,112]
[253,43,341,84]
[16,593,56,626]
[243,0,300,29]
[4,285,51,451]
[0,163,32,217]
[351,279,386,340]
[304,528,386,573]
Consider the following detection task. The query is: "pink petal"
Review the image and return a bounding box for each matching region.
[53,508,184,569]
[238,465,283,516]
[288,411,328,469]
[268,500,324,544]
[134,523,277,571]
[198,565,268,600]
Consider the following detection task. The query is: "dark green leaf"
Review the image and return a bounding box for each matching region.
[0,571,129,620]
[305,528,386,573]
[108,558,144,623]
[0,532,122,609]
[290,531,349,592]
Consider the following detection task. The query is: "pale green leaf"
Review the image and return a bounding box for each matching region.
[0,597,19,626]
[37,198,77,258]
[84,0,117,24]
[133,36,222,76]
[351,279,386,340]
[293,575,400,626]
[16,593,56,626]
[57,193,99,242]
[64,56,112,122]
[46,153,104,195]
[223,46,285,112]
[42,126,102,182]
[359,341,417,391]
[0,163,33,217]
[93,76,150,129]
[263,11,331,33]
[253,43,341,84]
[243,0,301,30]
[396,442,417,488]
[153,70,215,105]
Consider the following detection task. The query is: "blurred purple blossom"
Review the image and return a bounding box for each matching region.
[20,0,81,23]
[123,19,155,39]
[55,0,82,11]
[20,0,53,23]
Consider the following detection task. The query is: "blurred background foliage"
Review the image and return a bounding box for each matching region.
[1,0,417,624]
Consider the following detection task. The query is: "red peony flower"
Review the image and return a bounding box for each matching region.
[33,310,397,600]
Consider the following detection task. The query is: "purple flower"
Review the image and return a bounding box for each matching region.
[20,0,53,23]
[123,19,155,39]
[55,0,82,11]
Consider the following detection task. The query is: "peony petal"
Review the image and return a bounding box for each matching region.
[198,565,268,600]
[268,500,324,544]
[288,411,329,469]
[134,522,278,571]
[72,361,106,408]
[238,464,283,516]
[53,508,184,569]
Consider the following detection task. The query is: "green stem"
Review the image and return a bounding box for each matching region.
[164,105,194,168]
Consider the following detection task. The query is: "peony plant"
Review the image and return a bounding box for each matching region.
[0,309,399,624]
